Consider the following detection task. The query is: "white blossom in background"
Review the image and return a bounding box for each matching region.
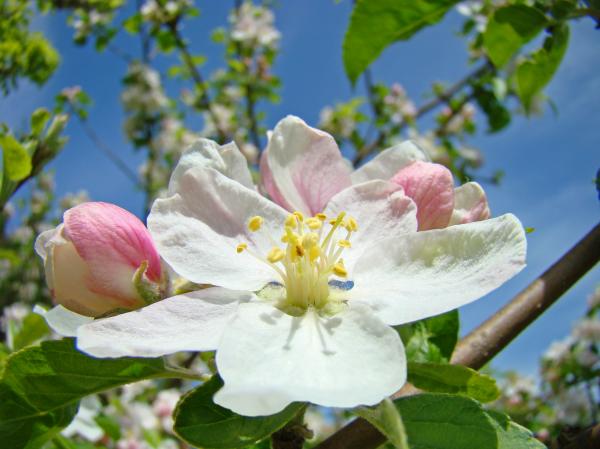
[72,116,526,417]
[572,318,600,341]
[153,389,181,432]
[62,396,103,442]
[543,337,573,365]
[230,1,280,48]
[384,83,417,124]
[121,63,169,119]
[200,103,234,137]
[588,286,600,309]
[59,190,90,211]
[456,1,488,32]
[555,388,593,426]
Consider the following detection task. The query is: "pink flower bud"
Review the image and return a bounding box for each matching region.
[391,161,455,230]
[35,202,162,317]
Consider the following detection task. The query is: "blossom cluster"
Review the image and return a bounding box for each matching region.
[34,116,526,419]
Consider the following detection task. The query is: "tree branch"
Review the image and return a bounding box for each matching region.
[168,23,228,142]
[353,62,492,166]
[315,222,600,449]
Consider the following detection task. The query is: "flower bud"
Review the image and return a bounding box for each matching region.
[35,202,163,317]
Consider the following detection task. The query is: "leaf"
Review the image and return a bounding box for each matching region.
[30,108,51,137]
[0,339,173,449]
[173,375,304,449]
[0,134,32,182]
[343,0,459,84]
[355,398,409,449]
[394,394,498,449]
[10,313,50,351]
[486,410,547,449]
[516,24,570,113]
[483,5,548,68]
[474,85,511,133]
[0,383,78,449]
[407,362,500,403]
[398,310,459,363]
[2,339,169,412]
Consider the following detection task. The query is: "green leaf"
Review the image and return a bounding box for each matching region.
[483,5,548,68]
[30,108,51,137]
[398,310,459,363]
[0,134,32,182]
[0,383,78,449]
[516,24,570,113]
[0,339,177,448]
[343,0,459,84]
[474,85,511,133]
[94,414,121,441]
[10,313,50,351]
[486,410,547,449]
[394,394,498,449]
[407,362,500,403]
[174,375,304,449]
[123,13,142,34]
[355,398,409,449]
[2,339,169,412]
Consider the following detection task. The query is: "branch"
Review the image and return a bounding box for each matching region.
[353,62,492,166]
[562,423,600,449]
[316,222,600,449]
[69,107,143,189]
[168,23,228,142]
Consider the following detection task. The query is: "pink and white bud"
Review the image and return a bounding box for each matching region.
[391,160,490,230]
[35,202,162,317]
[391,161,455,230]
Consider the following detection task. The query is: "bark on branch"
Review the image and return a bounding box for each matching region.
[315,222,600,449]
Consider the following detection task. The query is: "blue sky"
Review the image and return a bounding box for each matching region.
[1,1,598,375]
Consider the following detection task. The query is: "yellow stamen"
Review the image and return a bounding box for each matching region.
[293,211,304,222]
[345,216,358,232]
[338,240,351,248]
[306,217,322,230]
[302,232,319,249]
[285,214,297,228]
[248,216,263,232]
[295,244,305,257]
[315,213,327,221]
[333,260,348,277]
[309,245,321,262]
[236,243,248,253]
[267,247,285,263]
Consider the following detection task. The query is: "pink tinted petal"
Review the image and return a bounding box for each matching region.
[449,182,491,225]
[259,148,294,211]
[391,161,454,230]
[64,202,162,299]
[266,116,352,215]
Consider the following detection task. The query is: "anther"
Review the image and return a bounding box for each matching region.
[248,216,263,232]
[338,240,351,248]
[306,217,322,230]
[236,243,248,253]
[293,211,304,222]
[333,260,348,277]
[267,247,285,263]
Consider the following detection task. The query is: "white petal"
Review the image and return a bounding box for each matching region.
[449,182,491,226]
[34,305,94,337]
[351,140,428,184]
[149,168,288,291]
[350,214,527,325]
[266,116,352,215]
[77,288,253,358]
[323,181,418,271]
[214,301,406,416]
[168,139,254,194]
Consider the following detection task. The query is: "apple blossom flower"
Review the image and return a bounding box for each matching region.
[35,202,163,318]
[260,116,489,230]
[75,134,526,417]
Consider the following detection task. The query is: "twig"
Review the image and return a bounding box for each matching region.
[561,423,600,449]
[316,222,600,449]
[168,22,228,142]
[353,62,492,166]
[69,107,142,189]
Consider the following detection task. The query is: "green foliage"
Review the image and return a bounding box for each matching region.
[343,0,459,84]
[0,339,174,449]
[407,362,500,402]
[355,398,409,449]
[8,312,50,352]
[483,5,548,68]
[0,0,59,94]
[394,394,544,449]
[398,310,459,363]
[0,134,32,182]
[473,84,511,133]
[516,24,570,113]
[486,410,547,449]
[173,375,304,449]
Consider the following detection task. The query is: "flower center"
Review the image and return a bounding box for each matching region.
[237,210,357,315]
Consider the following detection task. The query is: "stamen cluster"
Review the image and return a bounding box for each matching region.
[237,211,358,313]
